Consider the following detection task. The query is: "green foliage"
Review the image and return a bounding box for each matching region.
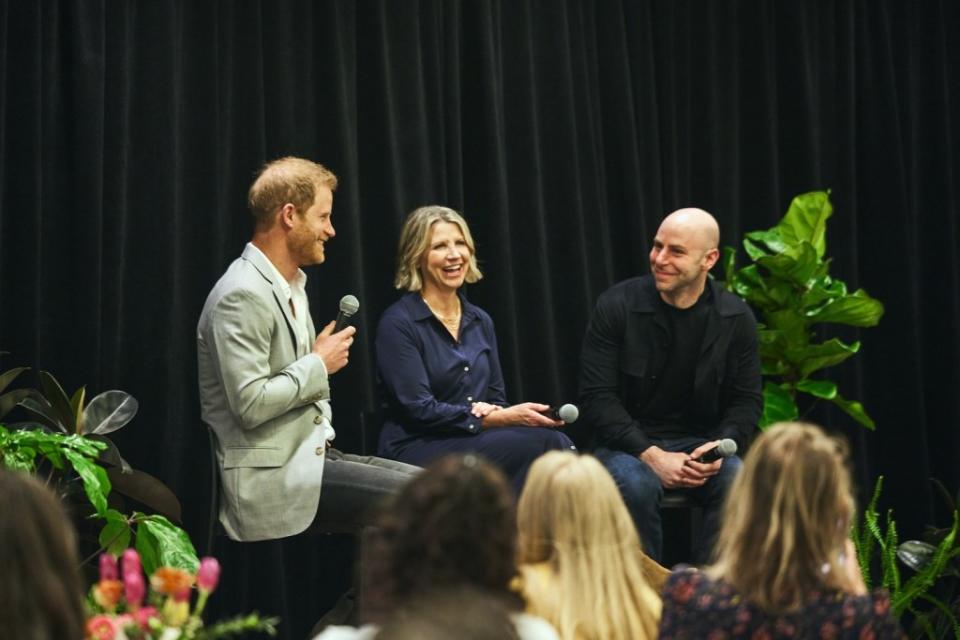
[851,476,960,638]
[0,424,110,514]
[192,614,280,639]
[0,422,199,574]
[0,355,198,574]
[723,191,884,429]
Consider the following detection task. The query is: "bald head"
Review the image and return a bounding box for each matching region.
[649,207,721,307]
[658,208,720,251]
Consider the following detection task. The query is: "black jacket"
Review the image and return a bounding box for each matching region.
[578,275,762,454]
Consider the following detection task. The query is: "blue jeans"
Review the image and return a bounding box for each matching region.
[594,436,742,564]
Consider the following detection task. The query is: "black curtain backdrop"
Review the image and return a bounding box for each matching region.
[2,1,959,637]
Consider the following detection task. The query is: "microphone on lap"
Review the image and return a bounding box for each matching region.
[334,294,360,332]
[544,404,579,423]
[693,438,737,463]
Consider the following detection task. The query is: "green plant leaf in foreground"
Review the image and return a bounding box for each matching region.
[829,393,876,430]
[63,447,111,516]
[135,512,199,574]
[98,508,132,556]
[760,382,798,429]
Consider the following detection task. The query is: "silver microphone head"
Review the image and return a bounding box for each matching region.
[557,403,579,423]
[339,294,360,317]
[716,438,737,457]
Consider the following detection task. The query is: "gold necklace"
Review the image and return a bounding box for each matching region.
[423,297,462,332]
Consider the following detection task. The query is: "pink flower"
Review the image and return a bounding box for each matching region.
[122,548,141,577]
[124,569,146,608]
[99,554,118,581]
[86,614,119,640]
[197,557,221,593]
[134,606,158,630]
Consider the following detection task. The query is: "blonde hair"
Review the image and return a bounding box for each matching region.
[517,452,661,640]
[393,205,483,291]
[707,421,856,612]
[247,156,338,230]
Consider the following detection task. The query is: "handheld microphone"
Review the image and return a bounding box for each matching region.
[334,295,360,332]
[544,404,579,423]
[694,438,737,463]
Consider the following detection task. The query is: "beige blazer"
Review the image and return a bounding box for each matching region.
[197,244,330,541]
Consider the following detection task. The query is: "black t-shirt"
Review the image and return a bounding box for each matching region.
[640,288,711,439]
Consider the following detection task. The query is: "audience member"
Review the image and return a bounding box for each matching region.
[658,421,905,639]
[375,205,574,491]
[0,469,86,640]
[314,454,558,639]
[375,585,520,640]
[517,451,663,640]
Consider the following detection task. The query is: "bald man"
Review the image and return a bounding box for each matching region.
[578,208,761,563]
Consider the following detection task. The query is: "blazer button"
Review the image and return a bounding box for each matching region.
[314,415,323,425]
[315,446,324,456]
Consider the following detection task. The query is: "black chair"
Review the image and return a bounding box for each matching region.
[358,408,384,456]
[661,489,703,567]
[204,425,221,557]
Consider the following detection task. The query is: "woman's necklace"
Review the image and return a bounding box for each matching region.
[423,296,462,336]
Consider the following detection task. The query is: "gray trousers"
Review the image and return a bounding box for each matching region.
[312,448,419,532]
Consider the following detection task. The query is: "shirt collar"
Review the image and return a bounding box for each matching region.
[245,242,307,297]
[401,291,479,323]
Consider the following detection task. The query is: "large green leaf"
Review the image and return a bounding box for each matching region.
[98,509,132,556]
[756,241,823,288]
[135,521,160,576]
[800,274,847,310]
[722,246,738,290]
[777,190,832,258]
[760,382,799,429]
[743,230,783,261]
[63,448,111,516]
[806,289,884,327]
[796,379,838,399]
[135,513,199,573]
[785,338,860,379]
[762,309,810,344]
[829,392,876,430]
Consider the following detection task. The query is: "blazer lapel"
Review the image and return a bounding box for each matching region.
[241,245,301,354]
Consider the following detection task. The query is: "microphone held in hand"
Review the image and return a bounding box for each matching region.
[544,403,579,423]
[334,294,360,332]
[694,438,737,463]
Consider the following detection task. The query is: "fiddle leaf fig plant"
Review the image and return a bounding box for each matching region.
[723,190,884,429]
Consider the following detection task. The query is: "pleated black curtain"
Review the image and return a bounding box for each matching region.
[2,1,958,637]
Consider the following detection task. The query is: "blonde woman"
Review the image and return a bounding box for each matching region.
[375,206,575,492]
[516,451,663,640]
[658,422,904,639]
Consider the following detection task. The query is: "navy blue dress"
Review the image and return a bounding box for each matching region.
[375,292,574,491]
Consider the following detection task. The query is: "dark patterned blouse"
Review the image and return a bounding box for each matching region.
[658,568,906,639]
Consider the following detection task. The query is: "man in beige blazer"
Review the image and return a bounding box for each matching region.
[198,157,416,542]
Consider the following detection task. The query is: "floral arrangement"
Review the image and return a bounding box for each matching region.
[86,550,277,639]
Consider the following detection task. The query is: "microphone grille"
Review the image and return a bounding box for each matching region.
[558,404,579,423]
[717,438,738,457]
[339,294,360,316]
